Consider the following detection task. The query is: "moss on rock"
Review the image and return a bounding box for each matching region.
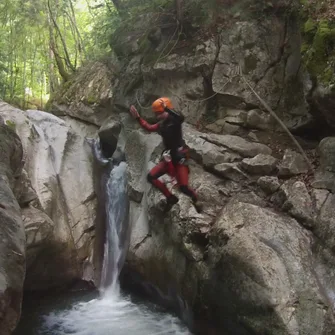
[300,4,335,85]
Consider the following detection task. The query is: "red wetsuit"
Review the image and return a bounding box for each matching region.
[137,109,198,202]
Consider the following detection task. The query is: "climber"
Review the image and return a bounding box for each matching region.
[129,97,203,213]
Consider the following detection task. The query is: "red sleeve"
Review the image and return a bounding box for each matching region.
[138,118,160,132]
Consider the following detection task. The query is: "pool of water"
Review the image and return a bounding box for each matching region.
[14,288,191,335]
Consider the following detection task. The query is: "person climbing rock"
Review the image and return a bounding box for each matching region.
[129,97,203,213]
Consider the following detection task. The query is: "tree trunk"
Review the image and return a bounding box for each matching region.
[50,41,70,82]
[68,0,87,60]
[47,0,75,72]
[46,5,70,83]
[22,45,27,109]
[175,0,183,24]
[30,37,37,98]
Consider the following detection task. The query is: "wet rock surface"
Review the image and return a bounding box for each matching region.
[0,121,25,335]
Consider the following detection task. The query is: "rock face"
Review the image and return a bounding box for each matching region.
[29,0,335,333]
[272,180,315,227]
[310,84,335,130]
[45,0,309,132]
[312,137,335,192]
[315,193,335,253]
[22,206,54,269]
[46,61,116,126]
[121,116,334,334]
[212,16,306,125]
[0,101,98,290]
[0,121,26,335]
[206,200,330,335]
[42,68,335,333]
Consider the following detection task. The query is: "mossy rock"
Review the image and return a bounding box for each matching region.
[5,120,16,131]
[86,94,99,105]
[301,17,335,85]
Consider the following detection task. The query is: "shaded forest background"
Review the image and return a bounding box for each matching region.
[0,0,333,110]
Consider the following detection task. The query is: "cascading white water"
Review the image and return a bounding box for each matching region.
[100,162,128,294]
[37,148,191,335]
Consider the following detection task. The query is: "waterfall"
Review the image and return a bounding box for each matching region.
[100,161,129,294]
[88,133,130,293]
[35,138,191,335]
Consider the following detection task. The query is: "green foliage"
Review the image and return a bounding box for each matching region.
[304,18,316,33]
[300,3,335,85]
[0,0,117,110]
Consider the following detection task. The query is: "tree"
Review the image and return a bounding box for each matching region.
[175,0,183,23]
[0,0,112,108]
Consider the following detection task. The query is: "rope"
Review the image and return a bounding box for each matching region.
[135,89,152,109]
[155,24,183,65]
[237,65,313,172]
[135,49,313,173]
[154,24,180,67]
[168,89,217,103]
[167,74,240,104]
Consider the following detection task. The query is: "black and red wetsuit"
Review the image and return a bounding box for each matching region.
[137,109,198,202]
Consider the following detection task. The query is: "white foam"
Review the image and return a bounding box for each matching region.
[40,293,190,335]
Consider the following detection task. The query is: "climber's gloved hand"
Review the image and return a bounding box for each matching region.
[130,105,140,119]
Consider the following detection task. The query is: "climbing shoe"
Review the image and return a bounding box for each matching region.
[164,195,179,212]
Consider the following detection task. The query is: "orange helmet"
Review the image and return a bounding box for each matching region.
[152,97,173,113]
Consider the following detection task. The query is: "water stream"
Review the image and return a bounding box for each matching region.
[15,154,191,335]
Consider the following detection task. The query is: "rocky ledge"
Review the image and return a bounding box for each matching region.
[124,117,335,334]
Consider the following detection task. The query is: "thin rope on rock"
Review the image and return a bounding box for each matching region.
[134,62,313,172]
[136,90,152,109]
[237,65,314,172]
[167,75,240,104]
[167,88,218,103]
[155,24,183,65]
[154,24,180,67]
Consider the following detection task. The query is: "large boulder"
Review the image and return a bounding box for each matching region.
[0,101,99,289]
[199,132,272,158]
[278,149,309,177]
[183,124,271,168]
[122,120,333,334]
[0,122,26,335]
[46,61,117,126]
[204,199,331,335]
[241,154,278,175]
[127,176,333,334]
